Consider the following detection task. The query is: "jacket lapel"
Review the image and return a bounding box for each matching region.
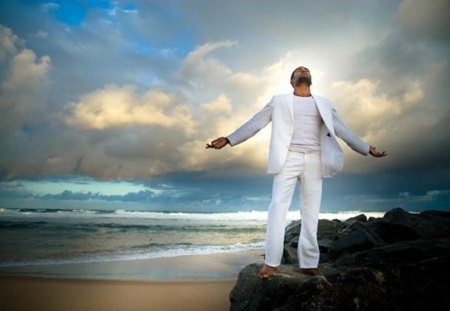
[311,94,335,136]
[287,94,294,122]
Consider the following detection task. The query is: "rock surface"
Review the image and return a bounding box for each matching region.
[230,207,450,310]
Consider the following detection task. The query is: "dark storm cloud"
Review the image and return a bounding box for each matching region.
[0,0,406,180]
[334,1,450,174]
[0,0,448,213]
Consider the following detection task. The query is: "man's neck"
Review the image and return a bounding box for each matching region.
[293,86,311,97]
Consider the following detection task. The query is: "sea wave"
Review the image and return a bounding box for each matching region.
[0,241,265,267]
[0,220,266,233]
[0,207,389,221]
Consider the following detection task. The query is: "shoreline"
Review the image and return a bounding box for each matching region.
[0,248,265,281]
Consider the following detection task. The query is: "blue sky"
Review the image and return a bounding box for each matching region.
[0,0,449,213]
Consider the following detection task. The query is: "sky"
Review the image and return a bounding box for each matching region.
[0,0,449,213]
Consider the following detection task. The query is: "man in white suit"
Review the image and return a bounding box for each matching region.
[206,66,387,278]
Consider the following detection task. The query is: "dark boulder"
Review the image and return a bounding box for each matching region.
[333,237,450,267]
[230,208,450,310]
[328,221,384,259]
[229,263,341,311]
[383,207,450,238]
[283,218,344,264]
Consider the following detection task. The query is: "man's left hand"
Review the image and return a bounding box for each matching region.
[369,145,387,157]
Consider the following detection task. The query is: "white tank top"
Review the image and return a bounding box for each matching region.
[288,95,323,152]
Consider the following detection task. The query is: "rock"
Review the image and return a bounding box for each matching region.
[231,258,450,311]
[383,207,450,238]
[295,260,450,311]
[230,208,450,310]
[328,222,384,259]
[229,264,307,311]
[317,219,345,241]
[283,218,344,264]
[334,237,450,267]
[229,263,342,311]
[282,246,297,265]
[284,220,301,245]
[364,220,420,243]
[279,267,392,311]
[342,213,367,226]
[420,210,450,218]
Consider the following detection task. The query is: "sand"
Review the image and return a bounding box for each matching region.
[0,275,235,311]
[0,249,266,310]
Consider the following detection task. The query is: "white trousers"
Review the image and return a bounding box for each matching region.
[264,150,323,268]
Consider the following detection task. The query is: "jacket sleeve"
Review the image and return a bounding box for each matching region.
[332,106,370,156]
[226,96,274,146]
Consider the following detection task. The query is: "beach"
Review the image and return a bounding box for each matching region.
[0,276,235,311]
[0,249,265,311]
[0,207,387,310]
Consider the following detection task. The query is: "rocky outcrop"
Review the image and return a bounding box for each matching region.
[230,208,450,311]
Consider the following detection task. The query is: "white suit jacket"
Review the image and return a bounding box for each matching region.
[226,93,370,178]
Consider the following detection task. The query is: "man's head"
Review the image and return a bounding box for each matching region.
[290,66,312,87]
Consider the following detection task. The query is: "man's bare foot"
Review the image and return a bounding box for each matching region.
[259,264,278,279]
[300,267,323,276]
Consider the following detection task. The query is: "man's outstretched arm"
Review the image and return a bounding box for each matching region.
[206,96,274,149]
[332,107,387,158]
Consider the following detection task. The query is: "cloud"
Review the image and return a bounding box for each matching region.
[330,78,423,136]
[0,0,449,186]
[396,0,450,41]
[0,1,448,214]
[0,26,51,137]
[33,30,49,38]
[174,43,312,176]
[181,40,236,82]
[0,25,20,62]
[64,84,195,134]
[40,2,60,12]
[200,94,232,113]
[2,49,50,91]
[328,67,449,173]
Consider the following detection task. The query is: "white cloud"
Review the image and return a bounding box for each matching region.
[200,94,232,113]
[0,26,51,136]
[108,5,138,16]
[328,78,425,172]
[0,25,20,63]
[330,78,423,136]
[180,40,236,86]
[0,0,448,181]
[2,49,51,91]
[40,2,60,12]
[175,42,368,176]
[64,84,195,134]
[396,189,450,202]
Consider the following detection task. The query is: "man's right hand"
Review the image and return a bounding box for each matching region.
[206,137,229,149]
[369,145,387,157]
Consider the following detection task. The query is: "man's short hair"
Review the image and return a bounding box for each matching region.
[290,67,301,82]
[290,66,311,86]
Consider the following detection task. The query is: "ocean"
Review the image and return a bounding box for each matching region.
[0,207,387,279]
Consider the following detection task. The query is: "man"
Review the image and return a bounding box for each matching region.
[206,66,387,279]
